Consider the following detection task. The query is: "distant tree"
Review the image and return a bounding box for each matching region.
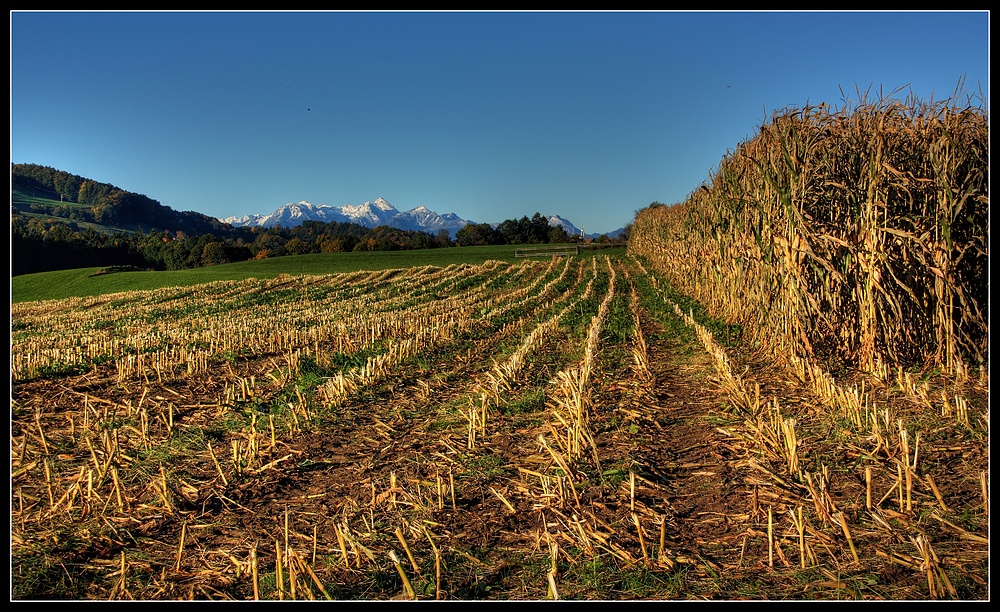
[52,170,82,202]
[92,202,120,225]
[160,242,185,269]
[226,243,253,262]
[201,241,229,266]
[529,213,550,243]
[434,229,453,248]
[318,236,344,253]
[410,231,431,250]
[456,223,499,246]
[284,236,312,255]
[77,180,109,207]
[253,232,287,258]
[547,225,570,244]
[177,235,208,268]
[517,216,534,243]
[353,238,378,252]
[139,231,170,269]
[321,235,359,253]
[497,219,521,245]
[41,222,74,244]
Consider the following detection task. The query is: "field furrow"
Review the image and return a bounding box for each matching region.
[10,251,989,600]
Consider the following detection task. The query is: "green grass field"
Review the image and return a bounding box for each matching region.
[10,245,625,303]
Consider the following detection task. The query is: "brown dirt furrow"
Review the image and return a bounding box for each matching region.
[616,315,752,571]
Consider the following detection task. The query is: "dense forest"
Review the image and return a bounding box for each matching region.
[11,163,627,276]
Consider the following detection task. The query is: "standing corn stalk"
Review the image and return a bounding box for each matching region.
[629,86,988,377]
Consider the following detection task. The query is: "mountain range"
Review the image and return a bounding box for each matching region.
[220,197,621,239]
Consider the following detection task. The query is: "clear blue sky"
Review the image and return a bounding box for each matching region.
[10,10,989,235]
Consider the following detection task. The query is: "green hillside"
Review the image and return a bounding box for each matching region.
[11,186,132,235]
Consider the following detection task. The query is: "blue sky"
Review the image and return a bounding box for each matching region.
[10,10,989,235]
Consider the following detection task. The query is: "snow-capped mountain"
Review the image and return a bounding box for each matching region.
[547,215,584,238]
[221,198,623,239]
[338,197,398,227]
[390,206,470,235]
[221,197,471,237]
[221,201,350,228]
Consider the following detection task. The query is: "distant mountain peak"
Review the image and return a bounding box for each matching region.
[221,198,471,237]
[220,199,624,240]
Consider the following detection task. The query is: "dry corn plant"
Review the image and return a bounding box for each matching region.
[537,506,647,571]
[491,259,621,575]
[545,368,595,464]
[628,88,987,380]
[318,313,467,407]
[465,395,489,450]
[656,263,966,583]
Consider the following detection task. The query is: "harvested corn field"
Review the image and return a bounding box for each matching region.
[10,252,989,600]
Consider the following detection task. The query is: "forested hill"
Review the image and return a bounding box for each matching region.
[12,163,240,238]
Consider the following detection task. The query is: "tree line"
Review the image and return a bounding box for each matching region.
[11,164,628,276]
[12,212,629,277]
[10,214,449,276]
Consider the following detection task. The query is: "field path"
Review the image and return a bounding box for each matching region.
[615,317,749,570]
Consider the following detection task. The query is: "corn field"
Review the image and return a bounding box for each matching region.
[628,87,988,378]
[11,92,988,601]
